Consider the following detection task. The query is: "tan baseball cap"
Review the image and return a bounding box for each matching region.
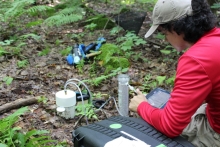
[145,0,193,38]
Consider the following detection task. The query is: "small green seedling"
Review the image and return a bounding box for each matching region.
[38,47,50,56]
[3,76,13,86]
[17,59,29,68]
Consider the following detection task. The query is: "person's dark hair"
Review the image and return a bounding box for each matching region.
[160,0,216,43]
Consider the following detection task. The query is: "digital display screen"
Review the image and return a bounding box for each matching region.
[146,88,170,108]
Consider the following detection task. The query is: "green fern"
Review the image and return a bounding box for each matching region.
[17,59,29,68]
[105,57,129,74]
[1,0,84,29]
[20,33,41,41]
[0,14,4,22]
[211,3,220,9]
[84,67,129,86]
[0,107,28,146]
[44,0,84,27]
[0,107,59,147]
[90,75,109,86]
[27,5,52,14]
[4,0,51,20]
[97,43,130,74]
[3,76,13,86]
[44,13,83,27]
[75,103,98,120]
[0,1,11,15]
[97,43,121,64]
[4,0,33,19]
[83,15,115,30]
[0,47,9,56]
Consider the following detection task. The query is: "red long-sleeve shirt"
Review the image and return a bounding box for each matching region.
[138,27,220,138]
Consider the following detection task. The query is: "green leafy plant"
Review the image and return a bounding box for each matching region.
[55,39,63,46]
[165,75,175,87]
[75,103,98,120]
[156,76,166,86]
[4,0,51,20]
[26,19,44,28]
[155,32,165,40]
[43,0,84,27]
[121,0,136,5]
[12,47,22,56]
[3,76,13,86]
[92,92,102,99]
[132,52,142,61]
[0,143,7,147]
[0,47,9,56]
[88,60,98,75]
[160,45,174,55]
[0,38,26,58]
[117,32,146,51]
[0,39,14,46]
[119,39,133,51]
[83,15,115,30]
[84,23,97,31]
[84,67,128,86]
[140,74,157,92]
[7,47,27,59]
[60,46,71,56]
[96,43,130,74]
[86,75,109,86]
[0,107,28,146]
[37,96,48,104]
[76,59,85,74]
[211,2,220,9]
[71,33,85,43]
[17,60,29,68]
[20,33,41,42]
[124,51,133,59]
[0,0,50,57]
[17,42,27,48]
[38,47,50,56]
[0,107,60,147]
[110,26,123,35]
[0,0,51,38]
[140,74,175,92]
[160,45,180,62]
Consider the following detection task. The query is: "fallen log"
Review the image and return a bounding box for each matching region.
[0,97,38,115]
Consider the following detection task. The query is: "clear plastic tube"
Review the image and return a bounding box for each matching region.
[117,74,130,117]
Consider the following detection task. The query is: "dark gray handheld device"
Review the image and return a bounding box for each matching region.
[146,88,170,109]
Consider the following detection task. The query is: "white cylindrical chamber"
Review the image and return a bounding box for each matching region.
[56,90,76,119]
[117,74,130,117]
[56,90,76,107]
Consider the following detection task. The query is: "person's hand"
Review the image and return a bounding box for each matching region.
[129,89,148,112]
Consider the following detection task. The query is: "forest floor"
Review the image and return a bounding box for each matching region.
[1,1,218,147]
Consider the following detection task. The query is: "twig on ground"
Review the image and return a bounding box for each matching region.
[0,97,38,114]
[73,115,85,129]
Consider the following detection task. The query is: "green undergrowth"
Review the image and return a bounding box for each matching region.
[97,43,130,74]
[81,15,116,30]
[0,107,63,147]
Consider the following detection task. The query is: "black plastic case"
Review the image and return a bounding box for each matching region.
[73,116,194,147]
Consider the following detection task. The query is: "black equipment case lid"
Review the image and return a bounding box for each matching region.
[73,116,195,147]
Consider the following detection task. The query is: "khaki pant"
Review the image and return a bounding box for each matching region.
[181,104,220,147]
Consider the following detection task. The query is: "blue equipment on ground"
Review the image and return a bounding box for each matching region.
[66,37,106,65]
